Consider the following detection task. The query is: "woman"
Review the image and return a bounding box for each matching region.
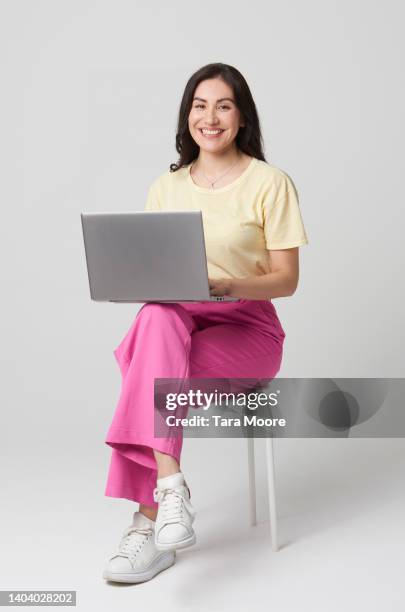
[102,63,308,583]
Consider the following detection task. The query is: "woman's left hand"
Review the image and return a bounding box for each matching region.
[209,278,233,297]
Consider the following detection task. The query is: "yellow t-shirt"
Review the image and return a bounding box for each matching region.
[144,157,309,280]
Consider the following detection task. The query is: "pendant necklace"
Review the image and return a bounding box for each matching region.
[192,154,242,189]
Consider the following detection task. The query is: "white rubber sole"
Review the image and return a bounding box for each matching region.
[155,530,196,551]
[102,551,175,584]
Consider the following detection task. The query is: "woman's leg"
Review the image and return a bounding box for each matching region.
[104,299,284,510]
[188,300,284,381]
[104,302,202,508]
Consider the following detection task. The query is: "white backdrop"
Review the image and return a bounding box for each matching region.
[1,1,404,610]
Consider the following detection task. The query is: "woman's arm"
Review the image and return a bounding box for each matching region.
[209,248,300,300]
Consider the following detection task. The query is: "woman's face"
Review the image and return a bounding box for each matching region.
[188,77,245,154]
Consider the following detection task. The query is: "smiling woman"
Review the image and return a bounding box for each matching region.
[102,62,309,585]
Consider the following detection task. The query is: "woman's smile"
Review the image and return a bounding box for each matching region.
[199,128,225,138]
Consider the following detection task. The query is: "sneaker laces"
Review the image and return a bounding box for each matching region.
[115,525,154,562]
[153,486,195,524]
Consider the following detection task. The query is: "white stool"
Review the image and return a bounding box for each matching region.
[247,436,278,551]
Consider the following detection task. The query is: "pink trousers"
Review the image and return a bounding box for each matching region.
[104,299,286,508]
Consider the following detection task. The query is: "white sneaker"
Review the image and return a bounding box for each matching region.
[153,471,196,551]
[103,511,175,583]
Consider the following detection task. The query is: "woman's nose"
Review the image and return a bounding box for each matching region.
[206,111,219,123]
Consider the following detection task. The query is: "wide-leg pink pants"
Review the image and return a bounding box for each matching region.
[104,299,286,508]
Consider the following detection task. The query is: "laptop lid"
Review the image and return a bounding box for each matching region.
[81,211,223,302]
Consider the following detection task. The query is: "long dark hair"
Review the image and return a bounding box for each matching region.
[170,63,267,172]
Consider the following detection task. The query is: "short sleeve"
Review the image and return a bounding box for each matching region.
[144,181,161,211]
[262,174,309,250]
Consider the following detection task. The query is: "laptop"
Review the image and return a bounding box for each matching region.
[80,211,240,303]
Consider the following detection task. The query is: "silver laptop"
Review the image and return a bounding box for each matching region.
[80,211,240,303]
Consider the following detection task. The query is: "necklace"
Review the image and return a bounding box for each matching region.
[192,154,242,189]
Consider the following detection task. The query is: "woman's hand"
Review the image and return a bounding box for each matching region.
[208,278,233,297]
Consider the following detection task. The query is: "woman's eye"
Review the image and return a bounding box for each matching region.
[194,104,230,110]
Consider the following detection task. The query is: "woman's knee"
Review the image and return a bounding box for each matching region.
[138,302,195,334]
[139,302,178,318]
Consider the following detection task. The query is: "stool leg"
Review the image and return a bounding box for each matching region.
[247,436,257,526]
[265,436,279,551]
